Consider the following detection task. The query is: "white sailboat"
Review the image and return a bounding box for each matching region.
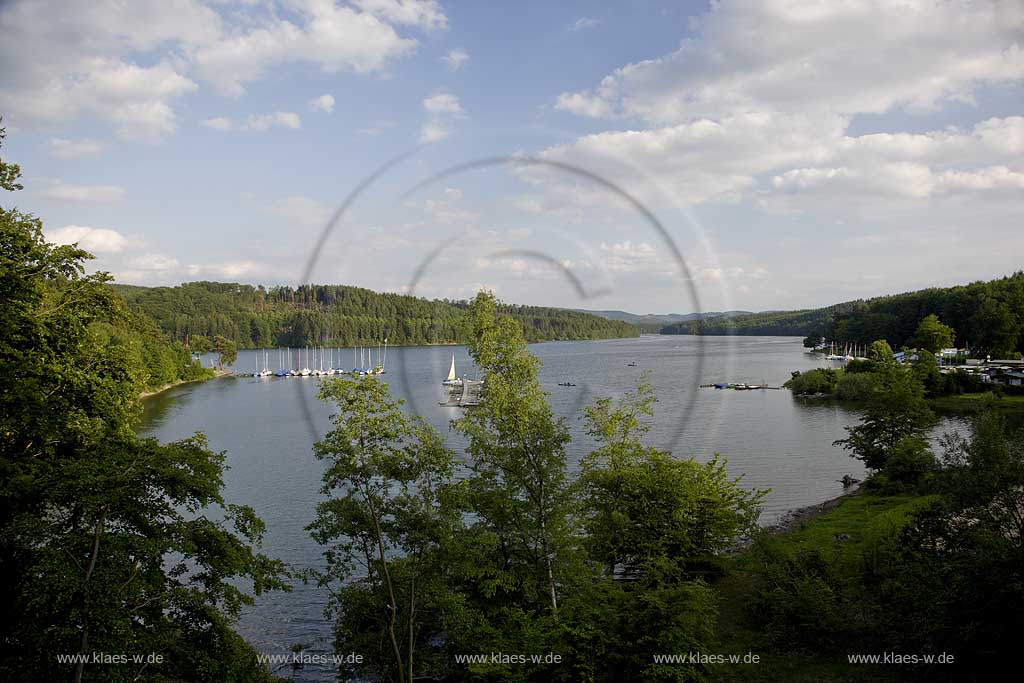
[442,353,462,386]
[371,337,387,374]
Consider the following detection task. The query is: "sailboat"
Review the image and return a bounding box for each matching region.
[253,349,272,377]
[371,337,387,375]
[442,353,462,386]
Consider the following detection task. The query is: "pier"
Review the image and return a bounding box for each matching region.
[439,379,484,407]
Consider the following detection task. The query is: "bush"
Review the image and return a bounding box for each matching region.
[835,371,878,401]
[784,368,841,395]
[872,436,937,493]
[844,358,875,374]
[746,538,857,651]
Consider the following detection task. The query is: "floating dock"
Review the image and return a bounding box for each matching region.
[439,379,484,407]
[699,382,782,390]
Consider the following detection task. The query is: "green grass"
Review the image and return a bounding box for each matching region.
[711,492,937,682]
[929,391,1024,415]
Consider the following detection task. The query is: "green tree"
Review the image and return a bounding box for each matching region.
[190,333,213,354]
[972,297,1021,357]
[912,349,944,397]
[580,378,764,579]
[0,129,285,681]
[449,291,578,672]
[214,333,237,370]
[867,339,894,363]
[834,365,936,471]
[564,378,764,682]
[308,377,462,682]
[914,314,954,354]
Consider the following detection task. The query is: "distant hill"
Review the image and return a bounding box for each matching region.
[660,271,1024,357]
[575,309,753,326]
[111,281,640,349]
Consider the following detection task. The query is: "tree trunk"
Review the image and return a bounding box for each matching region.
[74,513,104,683]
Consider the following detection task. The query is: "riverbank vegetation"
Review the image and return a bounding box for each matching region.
[1,127,285,681]
[784,319,1022,411]
[662,272,1024,359]
[715,408,1024,682]
[113,280,640,350]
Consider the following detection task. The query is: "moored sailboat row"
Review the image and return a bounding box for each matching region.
[249,340,388,378]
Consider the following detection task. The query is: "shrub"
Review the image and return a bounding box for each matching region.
[872,436,937,493]
[784,368,841,395]
[835,371,878,401]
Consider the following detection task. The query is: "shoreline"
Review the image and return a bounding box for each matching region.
[730,483,865,552]
[762,482,864,536]
[139,369,229,400]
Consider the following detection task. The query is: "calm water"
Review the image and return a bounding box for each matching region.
[138,335,959,679]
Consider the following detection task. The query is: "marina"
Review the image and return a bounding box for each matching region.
[247,341,389,378]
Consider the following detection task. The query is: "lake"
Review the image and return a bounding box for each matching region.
[138,335,958,680]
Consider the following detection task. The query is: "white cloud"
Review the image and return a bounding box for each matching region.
[186,260,261,279]
[0,0,214,139]
[571,17,601,32]
[202,116,233,131]
[309,93,335,113]
[420,92,464,143]
[557,0,1024,124]
[129,253,180,271]
[36,182,126,203]
[244,111,301,131]
[537,112,846,205]
[419,120,449,143]
[352,0,448,30]
[190,2,426,97]
[47,137,105,159]
[555,92,613,118]
[423,92,463,115]
[203,112,302,132]
[46,225,127,253]
[443,47,469,70]
[0,0,443,138]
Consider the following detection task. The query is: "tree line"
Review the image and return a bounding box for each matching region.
[112,281,640,350]
[662,272,1024,357]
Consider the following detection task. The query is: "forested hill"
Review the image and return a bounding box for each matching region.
[661,271,1024,356]
[112,281,639,348]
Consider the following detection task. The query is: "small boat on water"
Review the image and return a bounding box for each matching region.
[442,354,462,386]
[627,361,638,367]
[557,382,576,387]
[252,349,272,377]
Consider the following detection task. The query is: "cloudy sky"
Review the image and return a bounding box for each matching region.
[2,0,1022,314]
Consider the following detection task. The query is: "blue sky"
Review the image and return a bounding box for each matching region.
[2,0,1022,314]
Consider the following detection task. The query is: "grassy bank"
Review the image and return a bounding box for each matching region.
[712,491,937,682]
[929,391,1024,415]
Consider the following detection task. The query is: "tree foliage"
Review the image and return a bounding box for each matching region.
[0,127,284,681]
[914,314,954,354]
[833,365,936,471]
[308,377,462,683]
